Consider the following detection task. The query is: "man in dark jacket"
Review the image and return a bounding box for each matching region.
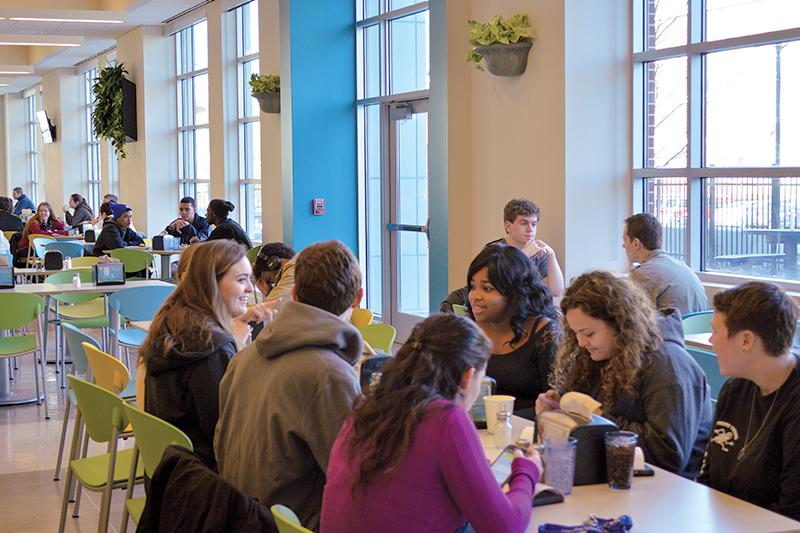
[164,196,210,245]
[12,187,35,215]
[93,202,144,256]
[0,197,23,232]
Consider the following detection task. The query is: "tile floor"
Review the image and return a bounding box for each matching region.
[0,328,144,533]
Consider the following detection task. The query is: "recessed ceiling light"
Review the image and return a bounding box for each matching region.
[0,83,9,87]
[0,70,28,74]
[9,17,124,24]
[0,34,83,47]
[0,9,126,25]
[0,66,33,75]
[0,40,80,46]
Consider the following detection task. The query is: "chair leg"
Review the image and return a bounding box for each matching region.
[98,430,120,533]
[39,349,50,419]
[32,350,41,406]
[59,408,82,533]
[119,446,139,533]
[71,429,90,513]
[53,397,72,480]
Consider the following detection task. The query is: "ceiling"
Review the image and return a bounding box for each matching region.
[0,1,206,95]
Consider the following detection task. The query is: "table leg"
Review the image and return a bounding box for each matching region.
[42,296,50,363]
[161,255,171,280]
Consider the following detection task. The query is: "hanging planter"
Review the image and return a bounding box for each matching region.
[249,73,281,114]
[92,63,137,158]
[466,14,535,77]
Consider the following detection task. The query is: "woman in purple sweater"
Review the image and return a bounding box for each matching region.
[321,314,541,533]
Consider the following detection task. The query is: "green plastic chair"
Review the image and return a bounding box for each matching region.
[452,304,469,317]
[271,505,313,533]
[59,376,144,533]
[246,245,262,264]
[682,311,713,335]
[119,404,193,532]
[0,293,47,417]
[350,308,374,328]
[111,248,154,278]
[358,323,397,354]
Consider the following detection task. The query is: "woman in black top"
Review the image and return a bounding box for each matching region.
[467,244,560,418]
[63,193,94,230]
[698,281,800,520]
[205,199,252,249]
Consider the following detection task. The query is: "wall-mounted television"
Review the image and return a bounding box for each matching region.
[35,110,56,144]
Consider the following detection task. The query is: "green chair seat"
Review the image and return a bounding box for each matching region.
[64,316,111,329]
[55,299,107,319]
[126,497,146,524]
[70,447,144,489]
[0,335,38,356]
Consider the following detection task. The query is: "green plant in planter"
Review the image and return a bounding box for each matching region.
[465,14,535,71]
[92,63,129,159]
[249,73,280,94]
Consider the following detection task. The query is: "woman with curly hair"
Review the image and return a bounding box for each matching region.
[467,244,560,418]
[322,314,541,533]
[538,270,712,478]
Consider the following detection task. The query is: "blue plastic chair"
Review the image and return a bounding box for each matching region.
[681,311,713,335]
[31,235,56,259]
[53,323,100,482]
[108,285,175,361]
[46,240,85,259]
[686,347,726,401]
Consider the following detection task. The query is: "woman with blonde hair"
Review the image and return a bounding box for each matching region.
[537,270,712,478]
[137,240,273,468]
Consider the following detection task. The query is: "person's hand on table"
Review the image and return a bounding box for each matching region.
[535,389,562,415]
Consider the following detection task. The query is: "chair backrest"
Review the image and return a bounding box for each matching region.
[2,230,15,241]
[108,285,175,322]
[452,304,469,317]
[123,403,193,477]
[67,375,128,443]
[110,248,154,275]
[45,240,84,259]
[0,293,43,329]
[682,311,713,335]
[270,505,313,533]
[70,256,99,267]
[358,323,397,353]
[30,235,56,258]
[62,323,100,377]
[83,342,131,395]
[45,269,101,304]
[350,308,374,328]
[686,347,726,401]
[246,245,262,264]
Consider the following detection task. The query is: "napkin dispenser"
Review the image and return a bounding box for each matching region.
[84,229,96,243]
[153,234,178,251]
[43,250,64,271]
[537,411,618,485]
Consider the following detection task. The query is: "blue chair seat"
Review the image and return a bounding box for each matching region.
[117,329,147,347]
[120,378,137,400]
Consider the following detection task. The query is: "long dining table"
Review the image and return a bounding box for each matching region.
[480,416,800,532]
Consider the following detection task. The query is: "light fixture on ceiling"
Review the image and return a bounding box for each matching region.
[0,34,83,47]
[0,84,10,87]
[10,17,125,24]
[0,9,126,24]
[0,66,33,75]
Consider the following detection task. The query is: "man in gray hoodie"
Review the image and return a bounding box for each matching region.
[214,240,363,530]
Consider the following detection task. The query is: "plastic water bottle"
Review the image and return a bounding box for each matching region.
[494,411,513,449]
[72,273,81,288]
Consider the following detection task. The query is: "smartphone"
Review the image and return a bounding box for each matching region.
[490,445,521,486]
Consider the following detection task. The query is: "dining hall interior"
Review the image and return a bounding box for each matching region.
[2,0,800,532]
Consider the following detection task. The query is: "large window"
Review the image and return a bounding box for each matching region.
[176,20,210,210]
[82,68,102,211]
[235,1,262,242]
[634,0,800,281]
[25,92,39,205]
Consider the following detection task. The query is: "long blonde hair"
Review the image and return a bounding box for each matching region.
[139,240,245,365]
[551,270,661,407]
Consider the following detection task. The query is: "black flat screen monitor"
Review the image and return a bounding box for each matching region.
[36,110,56,144]
[94,263,126,286]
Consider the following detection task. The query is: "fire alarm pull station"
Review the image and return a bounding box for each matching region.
[312,198,326,215]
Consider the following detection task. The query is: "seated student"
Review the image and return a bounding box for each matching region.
[205,199,252,249]
[17,201,68,260]
[698,282,800,520]
[12,187,35,215]
[164,196,211,245]
[467,244,561,418]
[623,212,708,314]
[136,240,275,468]
[252,242,296,307]
[322,314,541,533]
[63,193,94,230]
[538,270,712,479]
[0,197,23,232]
[215,240,363,530]
[92,203,144,256]
[90,194,118,227]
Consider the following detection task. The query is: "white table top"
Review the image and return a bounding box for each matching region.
[103,246,186,256]
[480,417,800,532]
[4,279,173,296]
[129,320,152,331]
[685,333,713,350]
[14,266,91,276]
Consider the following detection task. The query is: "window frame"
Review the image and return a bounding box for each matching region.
[82,67,102,212]
[25,91,39,205]
[632,0,800,288]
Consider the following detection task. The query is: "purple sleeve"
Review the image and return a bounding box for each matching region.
[437,407,539,533]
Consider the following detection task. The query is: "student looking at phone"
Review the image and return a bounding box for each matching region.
[321,314,541,533]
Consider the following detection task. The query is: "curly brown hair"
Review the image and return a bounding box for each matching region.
[551,270,661,407]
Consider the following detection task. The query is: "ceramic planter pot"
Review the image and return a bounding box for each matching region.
[253,92,280,113]
[474,40,533,76]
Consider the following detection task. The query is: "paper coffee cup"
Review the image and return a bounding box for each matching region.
[484,395,515,434]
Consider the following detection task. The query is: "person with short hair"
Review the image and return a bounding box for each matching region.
[253,242,296,307]
[215,240,364,530]
[93,202,144,256]
[0,196,23,232]
[12,187,35,215]
[624,212,708,314]
[164,196,210,244]
[467,244,561,418]
[104,193,119,203]
[17,202,68,259]
[63,193,94,230]
[205,199,252,248]
[322,314,542,533]
[539,270,712,479]
[698,282,800,520]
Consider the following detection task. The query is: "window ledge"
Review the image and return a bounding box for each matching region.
[698,271,800,302]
